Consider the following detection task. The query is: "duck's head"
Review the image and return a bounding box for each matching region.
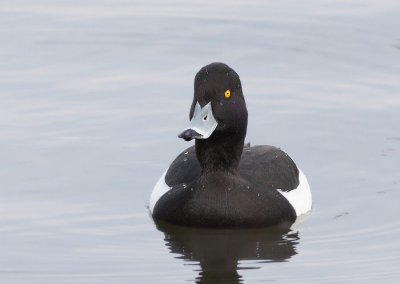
[178,63,248,142]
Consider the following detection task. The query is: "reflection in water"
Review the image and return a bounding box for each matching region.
[155,221,299,284]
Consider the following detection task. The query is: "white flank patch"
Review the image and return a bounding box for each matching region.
[149,169,171,213]
[277,169,312,216]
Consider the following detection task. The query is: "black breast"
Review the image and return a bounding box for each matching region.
[153,171,296,227]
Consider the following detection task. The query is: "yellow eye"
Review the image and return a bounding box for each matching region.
[224,90,231,99]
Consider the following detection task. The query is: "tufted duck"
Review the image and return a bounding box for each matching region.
[149,63,311,228]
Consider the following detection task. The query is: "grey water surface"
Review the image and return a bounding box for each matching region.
[1,1,400,283]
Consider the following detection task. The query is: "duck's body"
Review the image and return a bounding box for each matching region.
[149,63,311,228]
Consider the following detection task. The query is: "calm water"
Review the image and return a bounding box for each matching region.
[1,1,400,283]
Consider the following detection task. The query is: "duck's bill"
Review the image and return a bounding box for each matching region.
[178,102,218,141]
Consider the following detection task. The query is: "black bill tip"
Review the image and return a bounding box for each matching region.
[178,129,201,141]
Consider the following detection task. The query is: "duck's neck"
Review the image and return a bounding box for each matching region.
[195,132,245,174]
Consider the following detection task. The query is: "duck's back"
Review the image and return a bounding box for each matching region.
[164,145,299,192]
[239,145,299,192]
